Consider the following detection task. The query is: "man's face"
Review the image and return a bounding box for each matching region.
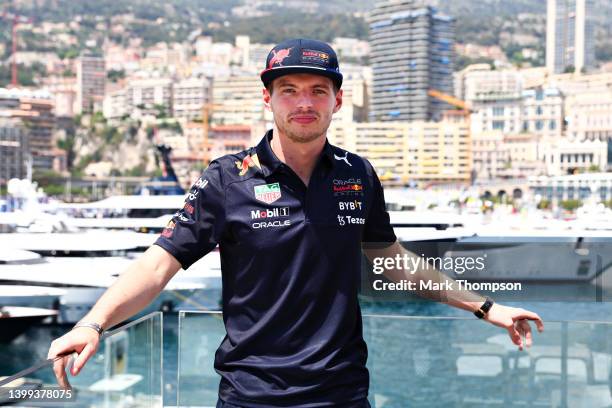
[263,73,342,144]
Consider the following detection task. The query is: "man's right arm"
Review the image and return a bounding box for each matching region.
[46,245,181,388]
[47,160,227,388]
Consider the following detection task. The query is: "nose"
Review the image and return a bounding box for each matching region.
[295,91,314,109]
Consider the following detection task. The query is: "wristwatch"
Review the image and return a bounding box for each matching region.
[73,321,104,335]
[474,297,494,319]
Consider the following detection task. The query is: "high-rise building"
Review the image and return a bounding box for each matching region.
[172,77,212,121]
[0,118,29,183]
[0,88,59,171]
[76,55,106,114]
[126,77,173,115]
[211,76,272,126]
[546,0,595,75]
[369,0,455,122]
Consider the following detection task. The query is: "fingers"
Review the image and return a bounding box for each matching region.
[52,355,72,390]
[513,309,545,332]
[47,330,100,387]
[71,343,96,376]
[506,324,523,351]
[517,320,533,349]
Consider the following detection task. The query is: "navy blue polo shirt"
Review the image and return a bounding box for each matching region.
[155,130,396,407]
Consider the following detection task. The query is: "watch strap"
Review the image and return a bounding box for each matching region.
[474,297,494,319]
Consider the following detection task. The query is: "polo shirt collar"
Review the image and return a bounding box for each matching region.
[255,129,335,177]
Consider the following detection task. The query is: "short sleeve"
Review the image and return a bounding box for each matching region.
[154,160,226,269]
[363,160,397,244]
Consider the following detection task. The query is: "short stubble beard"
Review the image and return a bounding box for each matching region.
[275,113,331,144]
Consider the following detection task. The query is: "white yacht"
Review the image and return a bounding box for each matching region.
[0,231,222,323]
[56,195,184,232]
[0,306,58,343]
[389,211,612,284]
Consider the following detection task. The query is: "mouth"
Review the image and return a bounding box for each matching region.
[290,115,318,124]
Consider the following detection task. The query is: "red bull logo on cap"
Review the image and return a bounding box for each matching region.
[269,48,292,68]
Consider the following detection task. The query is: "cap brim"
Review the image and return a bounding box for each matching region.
[260,66,343,89]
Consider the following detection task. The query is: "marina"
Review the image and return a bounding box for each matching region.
[0,179,611,407]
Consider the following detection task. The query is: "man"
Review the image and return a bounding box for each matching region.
[48,39,544,407]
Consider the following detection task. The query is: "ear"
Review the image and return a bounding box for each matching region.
[263,87,272,111]
[333,89,343,114]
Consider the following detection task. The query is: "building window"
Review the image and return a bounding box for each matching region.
[556,186,564,199]
[535,120,543,130]
[493,107,504,116]
[492,120,504,130]
[536,89,543,101]
[579,187,591,199]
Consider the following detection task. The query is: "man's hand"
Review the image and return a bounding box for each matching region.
[485,304,544,351]
[47,327,100,389]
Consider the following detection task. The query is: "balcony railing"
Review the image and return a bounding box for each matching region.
[2,311,611,407]
[0,311,163,407]
[176,311,612,408]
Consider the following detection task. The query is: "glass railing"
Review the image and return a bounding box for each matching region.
[176,310,224,407]
[0,311,163,407]
[177,311,612,408]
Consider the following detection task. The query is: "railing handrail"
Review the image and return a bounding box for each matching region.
[104,311,162,337]
[0,311,163,387]
[177,310,612,325]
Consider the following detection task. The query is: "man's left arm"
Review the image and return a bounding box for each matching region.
[363,241,544,350]
[360,160,544,349]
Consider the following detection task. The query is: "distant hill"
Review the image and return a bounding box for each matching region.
[2,0,611,64]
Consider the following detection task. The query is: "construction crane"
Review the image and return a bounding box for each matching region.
[427,89,471,113]
[427,89,473,185]
[201,102,223,163]
[1,6,32,88]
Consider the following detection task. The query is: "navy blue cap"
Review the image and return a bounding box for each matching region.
[260,38,343,90]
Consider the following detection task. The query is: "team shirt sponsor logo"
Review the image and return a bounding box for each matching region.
[251,206,291,229]
[338,200,362,211]
[333,151,352,167]
[332,178,363,196]
[183,202,195,215]
[251,207,289,219]
[174,212,190,222]
[194,177,209,189]
[337,215,366,226]
[187,189,200,201]
[161,220,175,238]
[183,176,210,209]
[253,219,291,229]
[254,182,281,204]
[235,153,261,176]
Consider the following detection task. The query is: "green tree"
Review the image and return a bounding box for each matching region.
[560,199,582,211]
